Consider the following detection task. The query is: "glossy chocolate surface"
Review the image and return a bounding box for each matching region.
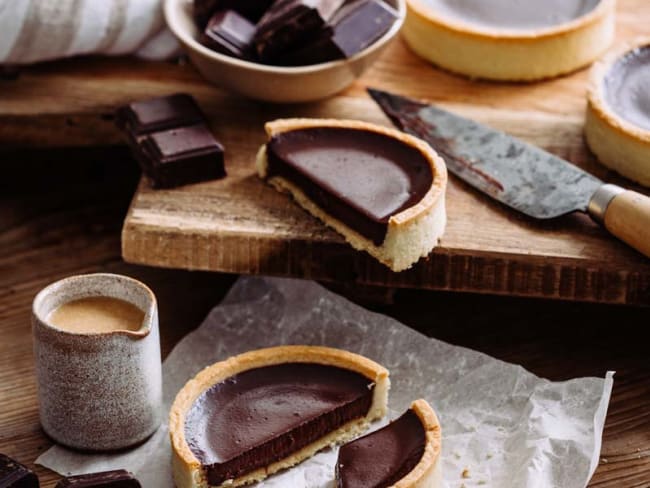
[54,470,140,488]
[283,0,398,66]
[139,124,226,189]
[184,363,375,485]
[604,45,650,131]
[424,0,600,30]
[116,94,204,136]
[201,10,256,59]
[266,127,433,245]
[254,0,345,62]
[0,453,39,488]
[336,409,425,488]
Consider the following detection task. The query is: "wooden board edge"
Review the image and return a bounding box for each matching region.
[121,221,650,306]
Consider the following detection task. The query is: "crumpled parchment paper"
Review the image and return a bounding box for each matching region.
[37,276,614,488]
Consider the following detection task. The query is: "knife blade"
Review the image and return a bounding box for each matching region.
[368,87,650,258]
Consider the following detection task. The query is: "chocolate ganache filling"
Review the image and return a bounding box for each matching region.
[336,408,426,488]
[604,45,650,132]
[266,127,433,245]
[424,0,601,30]
[185,363,375,485]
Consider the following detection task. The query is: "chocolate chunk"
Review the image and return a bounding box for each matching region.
[54,470,140,488]
[283,0,398,66]
[116,94,226,189]
[0,453,39,487]
[200,10,256,60]
[194,0,274,27]
[336,409,426,487]
[184,363,375,485]
[265,126,433,245]
[116,94,204,136]
[253,0,346,62]
[138,124,226,189]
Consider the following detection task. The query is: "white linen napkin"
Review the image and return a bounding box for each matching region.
[0,0,179,64]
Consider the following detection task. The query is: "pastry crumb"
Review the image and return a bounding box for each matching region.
[601,458,608,464]
[462,467,471,478]
[486,453,493,460]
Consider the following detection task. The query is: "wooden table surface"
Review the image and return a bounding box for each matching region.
[1,148,649,487]
[3,0,650,306]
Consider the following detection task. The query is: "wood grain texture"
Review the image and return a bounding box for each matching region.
[0,152,649,487]
[2,1,650,305]
[604,191,650,258]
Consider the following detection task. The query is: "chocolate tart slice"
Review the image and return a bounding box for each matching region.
[170,346,390,488]
[256,119,447,272]
[402,0,615,81]
[336,400,442,488]
[585,38,650,186]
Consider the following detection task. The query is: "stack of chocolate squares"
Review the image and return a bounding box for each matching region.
[195,0,399,66]
[116,94,226,189]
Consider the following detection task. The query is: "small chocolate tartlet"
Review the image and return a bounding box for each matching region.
[256,118,447,272]
[402,0,615,80]
[169,346,390,488]
[585,38,650,186]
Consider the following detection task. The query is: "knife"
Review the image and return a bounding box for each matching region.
[368,88,650,258]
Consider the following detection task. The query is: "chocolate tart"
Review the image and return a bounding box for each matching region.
[169,346,390,488]
[402,0,615,81]
[256,119,447,272]
[585,38,650,186]
[336,400,442,488]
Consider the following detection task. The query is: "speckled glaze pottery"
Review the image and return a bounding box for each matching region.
[32,273,162,451]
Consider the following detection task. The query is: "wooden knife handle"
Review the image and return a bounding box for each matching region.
[602,190,650,258]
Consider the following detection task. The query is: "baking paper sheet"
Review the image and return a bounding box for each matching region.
[37,276,614,487]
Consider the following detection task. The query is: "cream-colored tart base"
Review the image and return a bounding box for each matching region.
[256,118,448,272]
[585,38,650,187]
[169,346,390,488]
[402,0,616,81]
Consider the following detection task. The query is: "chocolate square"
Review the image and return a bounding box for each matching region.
[282,0,398,65]
[201,10,256,59]
[139,124,226,189]
[253,0,346,63]
[116,94,204,136]
[54,469,140,487]
[0,453,39,487]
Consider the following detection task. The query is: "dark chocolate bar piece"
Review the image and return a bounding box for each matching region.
[138,124,226,189]
[200,10,256,59]
[116,94,204,136]
[194,0,273,27]
[253,0,346,62]
[283,0,398,65]
[0,453,39,487]
[54,470,140,488]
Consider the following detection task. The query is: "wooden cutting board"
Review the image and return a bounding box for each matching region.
[2,0,649,305]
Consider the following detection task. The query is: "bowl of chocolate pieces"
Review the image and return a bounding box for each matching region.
[164,0,405,102]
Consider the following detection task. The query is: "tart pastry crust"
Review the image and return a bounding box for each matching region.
[585,38,650,186]
[402,0,616,81]
[395,399,443,488]
[256,118,448,272]
[169,345,390,488]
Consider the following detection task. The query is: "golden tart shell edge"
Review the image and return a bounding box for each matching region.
[403,0,616,81]
[169,345,390,488]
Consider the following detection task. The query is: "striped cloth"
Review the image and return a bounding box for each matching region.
[0,0,179,64]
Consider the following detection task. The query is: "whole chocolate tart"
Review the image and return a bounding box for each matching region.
[402,0,615,80]
[585,38,650,187]
[256,119,447,272]
[337,400,442,488]
[169,346,390,488]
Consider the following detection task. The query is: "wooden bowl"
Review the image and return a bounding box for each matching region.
[164,0,405,103]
